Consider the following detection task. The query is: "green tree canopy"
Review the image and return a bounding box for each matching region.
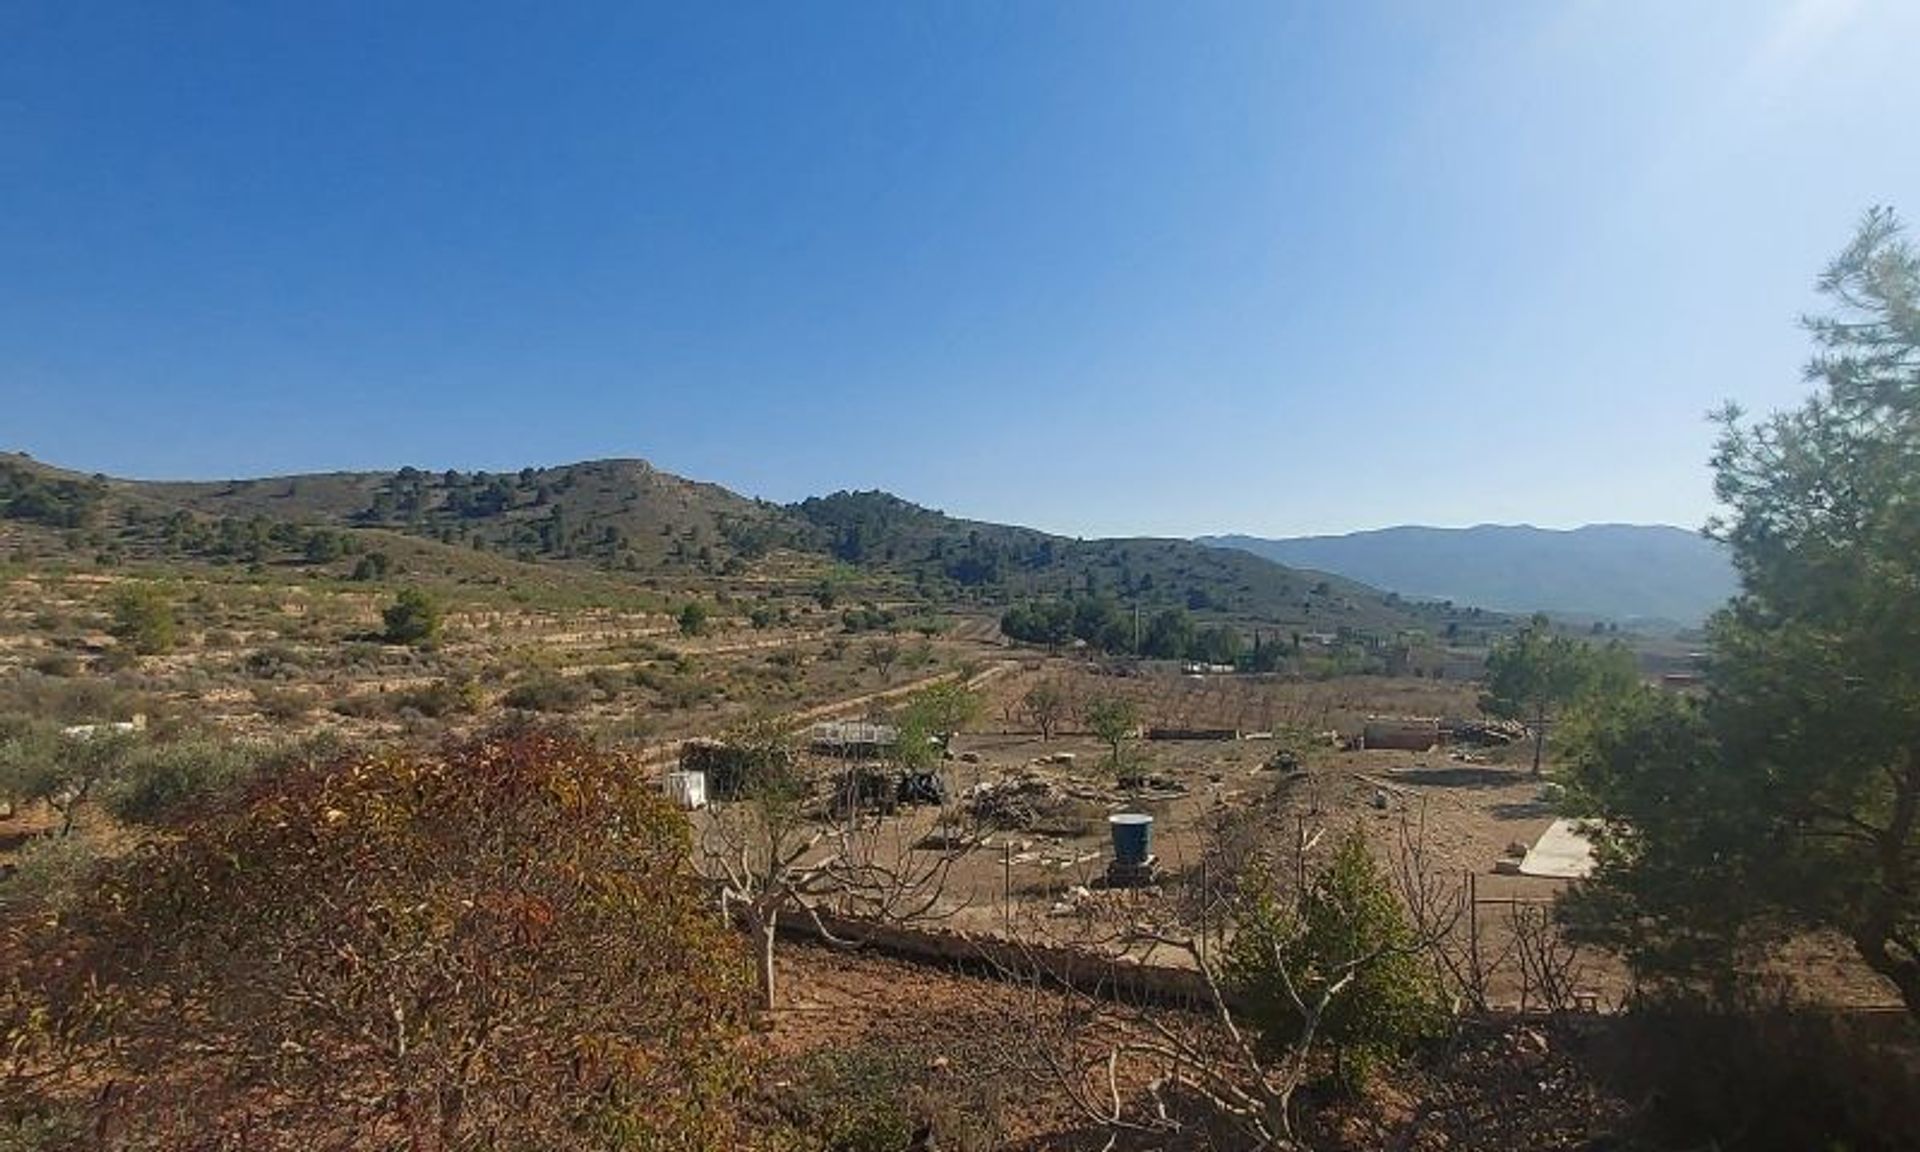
[381,586,442,646]
[1480,615,1635,775]
[1563,208,1920,1018]
[1083,695,1141,782]
[110,583,176,656]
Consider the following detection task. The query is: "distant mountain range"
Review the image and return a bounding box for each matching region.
[1199,524,1738,624]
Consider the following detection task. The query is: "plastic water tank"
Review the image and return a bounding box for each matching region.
[1109,812,1154,865]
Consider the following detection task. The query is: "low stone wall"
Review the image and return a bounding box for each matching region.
[776,909,1222,1011]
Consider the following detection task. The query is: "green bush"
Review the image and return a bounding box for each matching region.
[252,685,316,721]
[1225,825,1445,1090]
[398,677,484,718]
[109,583,177,655]
[769,1040,1005,1152]
[104,738,257,824]
[381,587,441,646]
[502,674,589,713]
[1,833,104,914]
[775,1045,918,1152]
[0,1108,88,1152]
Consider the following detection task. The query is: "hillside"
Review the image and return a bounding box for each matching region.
[792,490,1472,638]
[2,451,1465,643]
[1201,523,1738,624]
[137,458,799,575]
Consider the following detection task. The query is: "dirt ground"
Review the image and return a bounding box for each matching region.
[753,661,1906,1013]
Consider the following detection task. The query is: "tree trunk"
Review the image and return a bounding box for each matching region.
[755,910,778,1012]
[1858,754,1920,1022]
[1530,702,1547,778]
[1856,936,1920,1022]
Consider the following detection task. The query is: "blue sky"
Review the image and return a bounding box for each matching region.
[3,2,1916,537]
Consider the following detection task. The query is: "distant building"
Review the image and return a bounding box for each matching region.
[1361,716,1440,751]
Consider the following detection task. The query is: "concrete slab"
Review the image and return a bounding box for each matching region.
[1518,817,1596,879]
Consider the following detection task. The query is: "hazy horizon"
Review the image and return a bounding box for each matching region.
[6,2,1918,537]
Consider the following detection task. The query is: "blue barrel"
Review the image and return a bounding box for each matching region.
[1109,813,1154,866]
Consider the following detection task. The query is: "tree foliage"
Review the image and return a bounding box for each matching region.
[1083,695,1140,782]
[0,723,136,837]
[1480,614,1635,774]
[381,586,442,646]
[109,583,176,656]
[1563,208,1920,1018]
[3,728,754,1148]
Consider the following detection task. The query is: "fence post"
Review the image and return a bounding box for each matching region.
[1467,869,1480,1006]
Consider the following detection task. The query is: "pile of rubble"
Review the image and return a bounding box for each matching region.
[1442,717,1528,746]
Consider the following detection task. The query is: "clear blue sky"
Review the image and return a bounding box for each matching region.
[4,2,1916,537]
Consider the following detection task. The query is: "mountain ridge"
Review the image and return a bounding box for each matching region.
[2,450,1463,641]
[1200,522,1737,624]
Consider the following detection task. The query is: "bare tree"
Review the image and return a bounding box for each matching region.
[865,638,902,684]
[692,723,977,1010]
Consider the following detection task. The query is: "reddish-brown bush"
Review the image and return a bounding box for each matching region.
[4,727,753,1151]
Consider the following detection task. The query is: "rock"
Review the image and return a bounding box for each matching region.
[959,751,981,764]
[1371,789,1389,810]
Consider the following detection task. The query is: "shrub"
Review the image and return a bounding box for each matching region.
[5,729,753,1147]
[1605,994,1920,1151]
[398,677,485,718]
[381,587,441,646]
[503,674,590,713]
[103,738,257,825]
[251,685,316,722]
[768,1039,1007,1152]
[0,1107,88,1152]
[243,645,307,680]
[109,583,176,655]
[1,833,103,915]
[1225,825,1445,1090]
[773,1044,918,1152]
[28,652,78,678]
